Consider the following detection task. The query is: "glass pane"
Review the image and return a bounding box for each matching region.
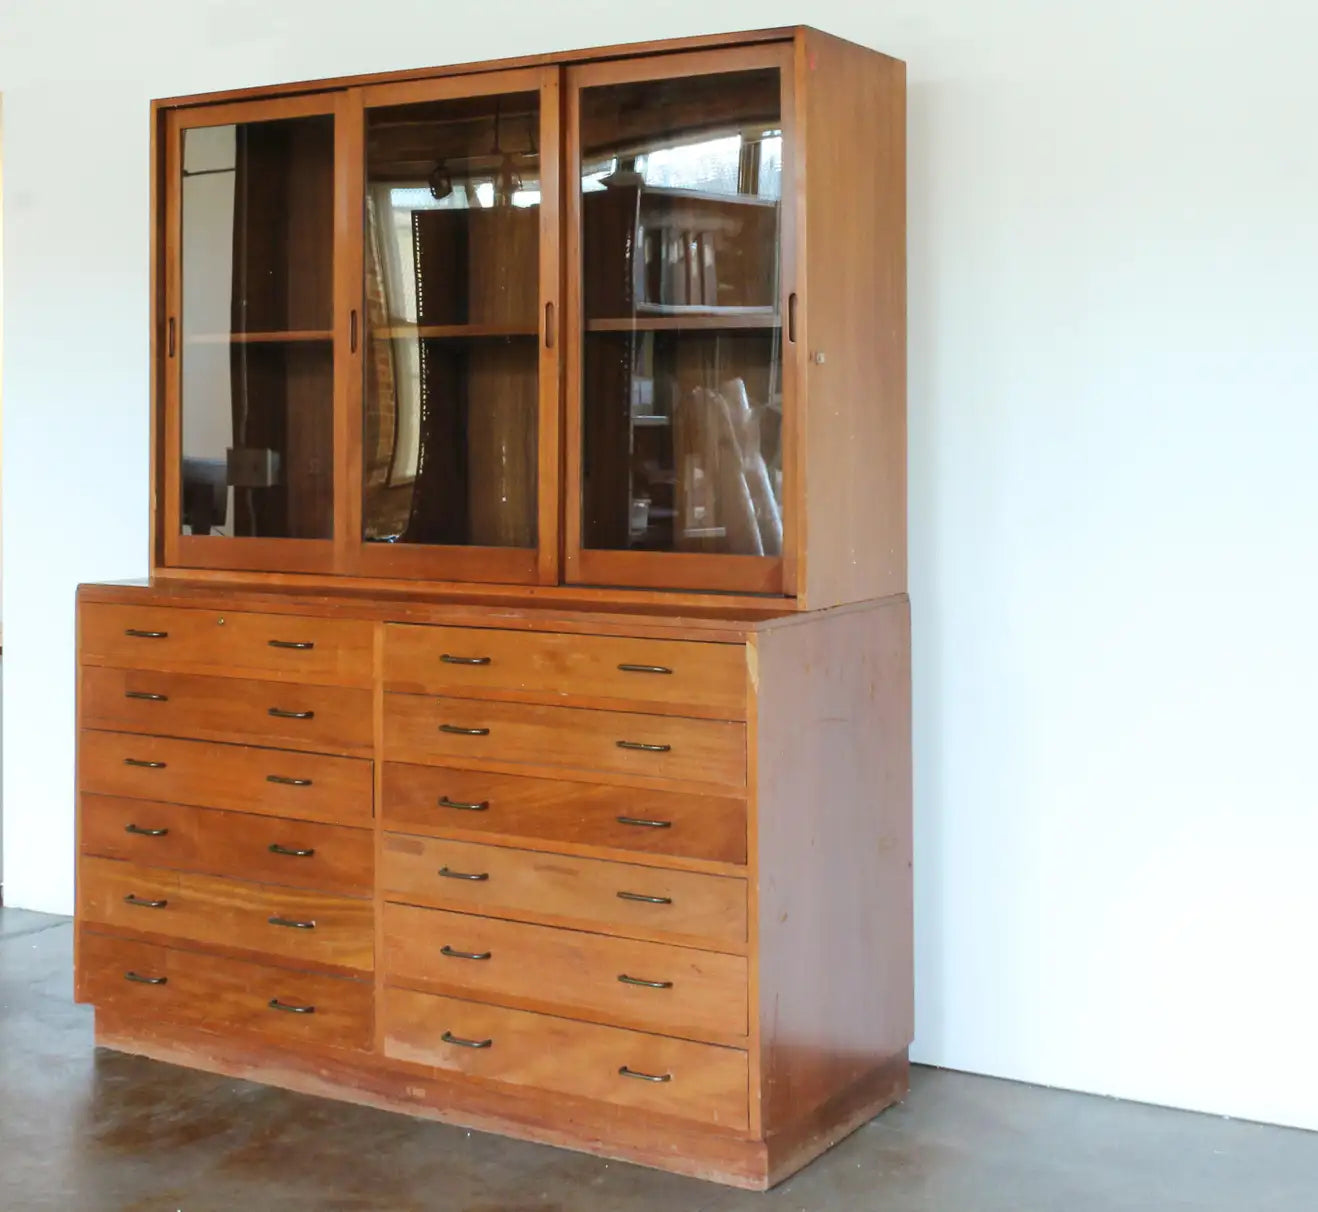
[179,115,335,539]
[362,91,541,548]
[579,69,784,557]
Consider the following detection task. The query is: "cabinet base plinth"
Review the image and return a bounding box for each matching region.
[93,1010,908,1189]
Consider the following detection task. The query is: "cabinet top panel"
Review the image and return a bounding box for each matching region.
[153,27,893,110]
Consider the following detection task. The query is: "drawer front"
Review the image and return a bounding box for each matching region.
[383,903,747,1041]
[384,625,747,719]
[80,796,373,896]
[384,696,746,789]
[382,763,746,865]
[384,988,748,1129]
[80,932,372,1051]
[80,603,374,687]
[79,730,373,827]
[79,856,374,974]
[81,666,373,755]
[382,835,746,948]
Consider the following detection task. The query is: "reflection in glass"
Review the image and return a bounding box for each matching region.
[179,116,335,539]
[363,92,540,548]
[579,70,784,558]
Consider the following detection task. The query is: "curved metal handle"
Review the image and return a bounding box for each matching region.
[124,628,168,639]
[124,824,169,838]
[267,774,312,787]
[441,945,492,961]
[268,707,315,720]
[440,796,490,812]
[438,867,489,882]
[442,1030,494,1050]
[124,971,168,986]
[125,690,169,702]
[440,724,490,737]
[617,973,673,990]
[124,758,166,769]
[268,916,316,930]
[268,639,315,650]
[616,891,672,905]
[440,654,491,666]
[268,999,316,1015]
[616,740,671,753]
[617,664,673,676]
[123,895,168,909]
[619,1066,672,1083]
[268,844,316,858]
[616,815,672,830]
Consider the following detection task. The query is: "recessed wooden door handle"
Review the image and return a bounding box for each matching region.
[545,300,556,349]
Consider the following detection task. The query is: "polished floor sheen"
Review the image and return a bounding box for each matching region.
[1,907,1314,1211]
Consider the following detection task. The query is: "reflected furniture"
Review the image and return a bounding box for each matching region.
[74,26,909,1189]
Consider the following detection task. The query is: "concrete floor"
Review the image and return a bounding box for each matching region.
[1,907,1314,1211]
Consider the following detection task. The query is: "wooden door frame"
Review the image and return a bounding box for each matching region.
[562,42,799,597]
[161,92,343,576]
[347,65,562,586]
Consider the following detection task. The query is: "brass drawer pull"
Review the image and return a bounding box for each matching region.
[268,707,315,720]
[440,796,490,812]
[616,891,672,905]
[617,664,673,676]
[124,971,168,986]
[617,973,672,990]
[124,628,168,639]
[438,867,489,882]
[440,724,490,737]
[616,815,671,830]
[268,639,315,650]
[441,945,492,961]
[616,740,671,753]
[125,690,169,702]
[123,758,166,769]
[442,1030,494,1049]
[619,1066,672,1083]
[440,654,492,666]
[268,844,315,858]
[268,916,316,930]
[124,824,169,838]
[267,774,312,787]
[123,895,168,909]
[268,999,315,1014]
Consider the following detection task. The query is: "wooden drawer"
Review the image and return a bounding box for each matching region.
[78,855,374,974]
[382,834,746,949]
[382,763,746,865]
[80,796,373,896]
[79,730,373,827]
[79,932,372,1051]
[384,988,748,1129]
[81,666,372,756]
[80,603,374,687]
[384,696,746,789]
[383,625,747,719]
[383,903,747,1041]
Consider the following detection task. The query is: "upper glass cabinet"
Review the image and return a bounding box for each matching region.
[566,47,794,594]
[355,68,559,584]
[165,96,344,572]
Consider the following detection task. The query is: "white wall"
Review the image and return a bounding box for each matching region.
[3,0,1316,1135]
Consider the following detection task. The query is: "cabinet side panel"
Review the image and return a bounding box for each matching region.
[799,34,907,609]
[754,597,913,1132]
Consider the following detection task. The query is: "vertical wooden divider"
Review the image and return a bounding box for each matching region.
[745,635,763,1138]
[372,620,387,1052]
[335,90,366,576]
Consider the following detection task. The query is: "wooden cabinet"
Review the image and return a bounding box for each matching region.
[77,25,910,1192]
[148,26,904,611]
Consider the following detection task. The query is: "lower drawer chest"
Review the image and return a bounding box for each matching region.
[74,582,912,1189]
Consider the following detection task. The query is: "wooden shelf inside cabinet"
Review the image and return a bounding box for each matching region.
[586,310,780,333]
[183,330,334,345]
[374,324,540,340]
